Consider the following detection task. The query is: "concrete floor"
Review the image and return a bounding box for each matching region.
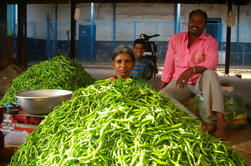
[225,122,251,165]
[1,65,251,165]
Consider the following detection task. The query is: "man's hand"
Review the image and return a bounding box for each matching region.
[176,68,194,88]
[177,66,207,88]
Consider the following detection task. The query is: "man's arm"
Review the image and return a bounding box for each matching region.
[160,37,175,89]
[193,66,207,74]
[177,36,219,88]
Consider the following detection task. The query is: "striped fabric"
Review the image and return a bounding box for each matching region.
[131,60,145,78]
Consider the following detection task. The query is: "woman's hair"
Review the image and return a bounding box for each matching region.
[112,45,135,62]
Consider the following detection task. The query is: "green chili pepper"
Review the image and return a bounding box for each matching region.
[0,55,95,105]
[9,79,247,166]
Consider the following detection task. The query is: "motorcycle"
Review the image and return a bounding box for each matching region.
[139,33,159,80]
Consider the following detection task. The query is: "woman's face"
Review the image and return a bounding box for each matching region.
[112,53,135,78]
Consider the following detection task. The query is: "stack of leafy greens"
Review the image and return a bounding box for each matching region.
[9,79,246,166]
[224,93,247,129]
[0,56,95,105]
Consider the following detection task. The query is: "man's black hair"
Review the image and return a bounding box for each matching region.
[133,39,146,47]
[189,9,208,23]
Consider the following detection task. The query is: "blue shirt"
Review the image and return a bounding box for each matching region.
[131,60,145,78]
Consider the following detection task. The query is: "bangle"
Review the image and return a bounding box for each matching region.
[192,67,196,74]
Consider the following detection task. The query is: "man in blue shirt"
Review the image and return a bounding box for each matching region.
[131,39,146,78]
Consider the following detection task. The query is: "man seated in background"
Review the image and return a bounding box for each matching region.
[159,9,225,140]
[131,39,146,79]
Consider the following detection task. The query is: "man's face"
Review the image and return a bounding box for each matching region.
[133,44,145,60]
[188,12,206,37]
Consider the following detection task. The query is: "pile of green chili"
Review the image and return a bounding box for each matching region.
[0,56,95,105]
[9,79,246,166]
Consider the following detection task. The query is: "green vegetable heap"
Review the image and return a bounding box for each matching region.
[0,55,95,105]
[9,79,246,166]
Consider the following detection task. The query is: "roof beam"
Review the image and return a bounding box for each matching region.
[1,0,250,5]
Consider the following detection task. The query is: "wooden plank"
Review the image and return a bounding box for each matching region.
[0,0,250,5]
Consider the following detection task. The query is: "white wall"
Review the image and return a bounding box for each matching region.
[238,4,251,42]
[115,3,175,41]
[26,3,251,42]
[27,4,55,39]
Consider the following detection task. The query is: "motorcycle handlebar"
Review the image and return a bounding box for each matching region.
[151,34,160,37]
[139,34,160,40]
